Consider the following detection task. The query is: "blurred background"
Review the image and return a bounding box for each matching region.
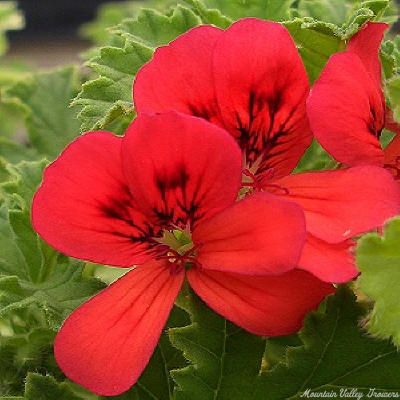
[2,0,400,68]
[5,0,131,67]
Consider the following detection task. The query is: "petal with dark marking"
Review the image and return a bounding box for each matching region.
[32,132,156,267]
[122,112,242,229]
[212,18,311,178]
[134,25,223,125]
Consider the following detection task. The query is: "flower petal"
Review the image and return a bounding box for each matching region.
[307,52,385,166]
[134,19,311,179]
[32,132,156,267]
[347,21,388,89]
[270,166,400,243]
[193,192,306,275]
[187,268,334,336]
[212,18,311,178]
[134,25,223,124]
[122,112,242,228]
[54,261,184,396]
[298,234,357,283]
[384,134,400,180]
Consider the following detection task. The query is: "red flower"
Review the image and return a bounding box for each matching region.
[133,18,400,283]
[32,112,333,396]
[307,21,400,171]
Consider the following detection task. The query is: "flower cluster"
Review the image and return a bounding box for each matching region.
[32,18,400,396]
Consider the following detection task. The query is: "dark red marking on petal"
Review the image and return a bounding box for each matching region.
[122,112,242,230]
[151,163,204,227]
[213,19,312,178]
[32,131,157,267]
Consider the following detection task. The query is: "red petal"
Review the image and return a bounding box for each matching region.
[32,132,155,267]
[122,112,242,228]
[212,18,311,177]
[187,268,334,336]
[385,108,400,136]
[134,19,311,178]
[307,52,385,166]
[298,234,357,283]
[134,25,223,125]
[54,261,184,396]
[193,192,305,275]
[270,166,400,243]
[347,22,388,89]
[384,134,400,180]
[385,133,400,163]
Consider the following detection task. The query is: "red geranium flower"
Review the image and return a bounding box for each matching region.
[133,18,400,283]
[307,21,400,173]
[32,112,333,396]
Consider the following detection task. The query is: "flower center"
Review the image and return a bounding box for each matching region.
[240,155,289,198]
[154,225,199,274]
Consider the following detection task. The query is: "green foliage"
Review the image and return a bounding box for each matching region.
[170,288,265,400]
[3,67,81,160]
[253,287,400,399]
[295,140,337,172]
[0,160,106,396]
[73,6,201,133]
[357,218,400,347]
[296,0,398,25]
[0,160,106,324]
[199,0,295,21]
[0,2,24,57]
[80,1,174,46]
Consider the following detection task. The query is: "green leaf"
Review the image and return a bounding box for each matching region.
[24,373,87,400]
[253,287,400,399]
[296,0,396,25]
[0,2,24,57]
[0,318,58,396]
[169,288,265,400]
[200,0,295,21]
[0,160,105,325]
[182,0,232,27]
[357,217,400,347]
[73,6,202,133]
[295,140,337,172]
[3,67,81,159]
[284,18,343,82]
[296,0,356,24]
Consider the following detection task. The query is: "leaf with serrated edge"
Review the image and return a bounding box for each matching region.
[3,67,80,159]
[170,288,265,400]
[73,6,201,133]
[0,160,105,327]
[253,287,400,399]
[357,217,400,347]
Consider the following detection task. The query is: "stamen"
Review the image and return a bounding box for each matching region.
[241,167,289,196]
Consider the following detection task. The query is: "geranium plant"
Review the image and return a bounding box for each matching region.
[1,0,400,399]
